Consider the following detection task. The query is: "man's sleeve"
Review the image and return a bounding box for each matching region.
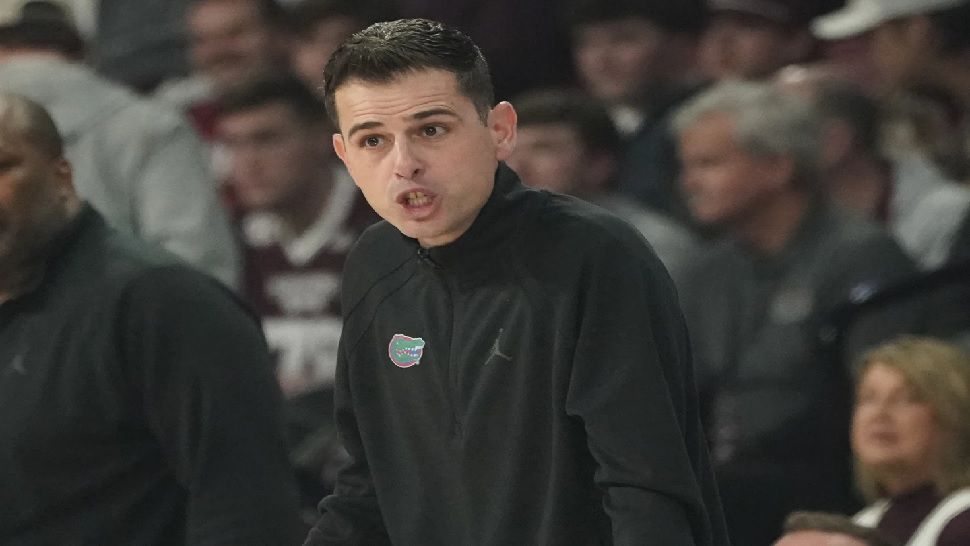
[303,335,391,546]
[563,233,728,546]
[118,267,303,545]
[129,112,240,288]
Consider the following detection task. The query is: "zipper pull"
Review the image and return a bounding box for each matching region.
[416,246,440,268]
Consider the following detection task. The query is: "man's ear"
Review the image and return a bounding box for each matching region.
[333,133,347,163]
[488,101,517,161]
[53,157,81,209]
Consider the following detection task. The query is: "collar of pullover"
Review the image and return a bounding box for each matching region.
[404,163,533,272]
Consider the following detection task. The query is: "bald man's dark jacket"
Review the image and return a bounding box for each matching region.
[0,205,302,545]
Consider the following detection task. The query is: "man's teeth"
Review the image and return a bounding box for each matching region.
[405,192,431,206]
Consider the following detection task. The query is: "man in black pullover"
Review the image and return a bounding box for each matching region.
[0,92,303,544]
[305,18,729,546]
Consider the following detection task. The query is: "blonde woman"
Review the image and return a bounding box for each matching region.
[851,336,970,546]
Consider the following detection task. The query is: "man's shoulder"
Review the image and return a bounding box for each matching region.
[531,191,649,252]
[60,210,212,293]
[816,207,910,264]
[342,221,413,285]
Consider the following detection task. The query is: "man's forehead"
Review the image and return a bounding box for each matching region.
[0,109,27,144]
[336,69,463,97]
[334,70,471,124]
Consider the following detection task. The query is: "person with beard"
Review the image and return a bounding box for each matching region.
[0,92,303,545]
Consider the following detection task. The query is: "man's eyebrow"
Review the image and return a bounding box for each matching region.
[345,108,460,139]
[346,120,384,140]
[410,108,459,121]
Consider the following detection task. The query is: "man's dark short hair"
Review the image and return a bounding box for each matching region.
[284,0,395,38]
[0,92,65,158]
[562,0,706,33]
[216,72,328,126]
[513,88,621,156]
[322,18,494,127]
[814,79,882,156]
[782,511,899,546]
[0,1,84,57]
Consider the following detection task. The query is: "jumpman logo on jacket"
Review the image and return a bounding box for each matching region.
[488,328,512,364]
[5,353,26,376]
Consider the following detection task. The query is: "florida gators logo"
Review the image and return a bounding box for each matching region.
[388,334,426,368]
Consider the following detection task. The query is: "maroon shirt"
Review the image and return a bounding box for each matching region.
[878,484,970,546]
[239,173,376,395]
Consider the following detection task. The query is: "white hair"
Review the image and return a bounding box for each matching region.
[672,79,822,189]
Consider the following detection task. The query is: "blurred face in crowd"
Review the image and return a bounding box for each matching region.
[700,13,809,80]
[678,112,792,229]
[0,112,74,285]
[867,18,933,91]
[572,17,670,105]
[291,15,359,92]
[852,363,943,493]
[774,530,868,546]
[217,101,331,212]
[188,0,278,91]
[332,69,516,248]
[507,123,587,194]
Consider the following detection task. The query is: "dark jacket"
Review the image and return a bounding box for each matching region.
[307,165,729,546]
[0,206,302,545]
[679,203,920,546]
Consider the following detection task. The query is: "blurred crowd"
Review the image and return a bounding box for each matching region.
[2,0,970,544]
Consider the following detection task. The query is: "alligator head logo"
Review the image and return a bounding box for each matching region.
[388,334,426,368]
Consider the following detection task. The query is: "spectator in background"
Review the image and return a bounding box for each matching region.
[673,80,920,546]
[775,66,894,221]
[214,73,375,521]
[775,512,897,546]
[507,87,703,285]
[564,0,706,225]
[698,0,830,82]
[813,0,970,184]
[284,0,394,94]
[156,0,288,140]
[776,65,970,270]
[851,336,970,546]
[0,92,302,545]
[0,0,239,287]
[93,0,192,92]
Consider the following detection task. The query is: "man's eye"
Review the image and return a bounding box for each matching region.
[362,136,382,148]
[422,126,443,137]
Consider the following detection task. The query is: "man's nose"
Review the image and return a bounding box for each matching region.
[392,139,422,180]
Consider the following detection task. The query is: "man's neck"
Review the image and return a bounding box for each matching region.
[734,191,814,255]
[0,202,82,301]
[0,263,45,303]
[825,154,892,220]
